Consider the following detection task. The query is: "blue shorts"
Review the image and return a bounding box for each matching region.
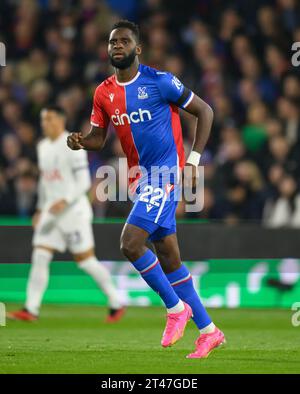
[126,183,179,242]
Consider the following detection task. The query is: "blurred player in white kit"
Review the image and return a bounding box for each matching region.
[8,105,125,323]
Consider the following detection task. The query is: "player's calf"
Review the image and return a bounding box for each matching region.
[76,253,124,319]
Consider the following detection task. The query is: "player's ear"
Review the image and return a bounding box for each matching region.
[136,45,142,56]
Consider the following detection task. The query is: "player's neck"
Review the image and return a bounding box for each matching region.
[49,130,65,141]
[115,59,139,83]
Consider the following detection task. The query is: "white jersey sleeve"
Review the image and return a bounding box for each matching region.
[36,141,46,210]
[64,148,91,205]
[36,177,46,210]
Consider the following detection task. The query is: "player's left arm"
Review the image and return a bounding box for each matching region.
[157,72,213,187]
[49,150,91,215]
[182,94,214,187]
[183,94,213,158]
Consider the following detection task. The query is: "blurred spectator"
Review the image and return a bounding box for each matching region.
[15,122,37,162]
[17,48,49,86]
[264,135,300,179]
[278,0,300,32]
[14,170,37,217]
[1,134,22,181]
[277,97,300,146]
[242,101,269,154]
[263,174,300,228]
[282,73,300,100]
[0,171,16,215]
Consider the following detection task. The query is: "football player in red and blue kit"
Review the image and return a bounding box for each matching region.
[67,20,225,358]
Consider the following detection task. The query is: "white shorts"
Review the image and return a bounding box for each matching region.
[33,207,95,254]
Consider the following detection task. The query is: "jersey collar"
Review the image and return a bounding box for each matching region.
[115,65,141,86]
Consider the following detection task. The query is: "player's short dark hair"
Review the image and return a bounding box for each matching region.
[111,20,140,43]
[42,104,66,117]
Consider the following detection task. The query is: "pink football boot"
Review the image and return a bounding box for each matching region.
[187,327,226,359]
[161,302,193,347]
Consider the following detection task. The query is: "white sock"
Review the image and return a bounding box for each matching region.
[200,322,216,335]
[25,248,52,316]
[166,299,185,314]
[78,257,121,309]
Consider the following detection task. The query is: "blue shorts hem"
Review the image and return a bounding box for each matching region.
[148,226,176,242]
[126,215,176,241]
[126,215,160,235]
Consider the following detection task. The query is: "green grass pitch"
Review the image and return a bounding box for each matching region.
[1,304,300,374]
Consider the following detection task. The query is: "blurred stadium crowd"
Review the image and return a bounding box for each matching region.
[0,0,300,225]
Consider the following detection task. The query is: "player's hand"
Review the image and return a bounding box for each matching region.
[32,211,41,229]
[67,132,84,150]
[183,162,200,189]
[49,199,68,215]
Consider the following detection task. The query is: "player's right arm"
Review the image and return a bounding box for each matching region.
[67,126,107,151]
[67,85,109,151]
[32,178,44,227]
[32,144,45,228]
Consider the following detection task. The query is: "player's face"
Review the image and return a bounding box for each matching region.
[40,110,65,139]
[108,28,141,69]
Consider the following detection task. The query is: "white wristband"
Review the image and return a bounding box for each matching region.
[186,151,201,166]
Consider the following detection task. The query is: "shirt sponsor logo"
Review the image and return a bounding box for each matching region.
[111,108,152,126]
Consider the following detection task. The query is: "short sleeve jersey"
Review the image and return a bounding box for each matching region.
[90,64,194,184]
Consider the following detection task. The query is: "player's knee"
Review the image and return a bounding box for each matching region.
[120,239,133,259]
[73,248,94,263]
[158,254,181,273]
[32,247,53,266]
[162,260,182,274]
[120,238,140,261]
